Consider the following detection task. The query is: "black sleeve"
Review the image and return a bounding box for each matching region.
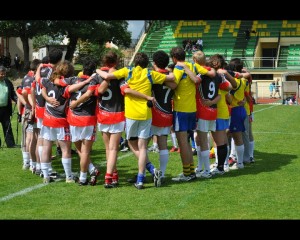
[7,79,18,102]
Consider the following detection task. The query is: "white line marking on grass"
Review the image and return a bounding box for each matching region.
[1,140,171,202]
[253,131,300,135]
[0,179,63,203]
[253,105,278,113]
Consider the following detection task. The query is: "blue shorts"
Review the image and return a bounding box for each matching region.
[229,106,246,132]
[216,118,229,131]
[173,111,196,132]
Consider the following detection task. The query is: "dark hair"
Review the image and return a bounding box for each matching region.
[48,48,63,65]
[167,63,175,71]
[133,52,149,68]
[83,59,97,76]
[228,58,244,73]
[207,54,226,70]
[152,50,169,69]
[102,51,118,68]
[170,47,186,61]
[30,59,42,71]
[42,56,50,64]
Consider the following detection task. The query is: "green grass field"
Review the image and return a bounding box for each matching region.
[0,104,299,219]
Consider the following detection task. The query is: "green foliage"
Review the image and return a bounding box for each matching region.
[32,35,65,51]
[0,20,131,67]
[75,40,125,66]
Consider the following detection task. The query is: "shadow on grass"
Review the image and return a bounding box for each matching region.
[213,149,297,179]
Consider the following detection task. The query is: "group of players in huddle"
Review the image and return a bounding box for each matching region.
[17,46,254,190]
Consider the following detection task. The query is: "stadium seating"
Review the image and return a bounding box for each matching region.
[137,20,300,68]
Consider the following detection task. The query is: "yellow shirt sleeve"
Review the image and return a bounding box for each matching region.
[194,63,209,75]
[112,67,129,80]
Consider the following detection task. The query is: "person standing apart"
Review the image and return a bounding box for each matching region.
[14,54,21,71]
[273,79,281,98]
[269,82,275,98]
[0,66,18,148]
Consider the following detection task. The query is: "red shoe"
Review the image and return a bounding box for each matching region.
[170,146,178,152]
[112,171,119,186]
[209,153,215,159]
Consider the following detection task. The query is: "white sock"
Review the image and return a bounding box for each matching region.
[62,158,72,178]
[196,146,202,171]
[224,145,230,165]
[153,142,158,148]
[48,162,53,174]
[236,145,244,164]
[171,132,177,148]
[88,163,95,174]
[36,163,41,170]
[22,152,30,165]
[201,150,210,172]
[41,162,51,178]
[230,138,236,157]
[249,141,254,158]
[214,147,218,164]
[79,172,87,183]
[159,149,169,177]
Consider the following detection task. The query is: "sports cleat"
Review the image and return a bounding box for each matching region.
[171,173,193,182]
[120,140,129,152]
[228,156,237,166]
[40,171,58,179]
[104,182,117,188]
[195,169,203,178]
[43,177,54,184]
[209,152,215,159]
[22,163,30,170]
[210,162,218,169]
[89,168,100,186]
[230,163,244,170]
[170,146,179,152]
[210,167,225,176]
[197,171,212,179]
[134,182,144,190]
[153,168,162,187]
[35,169,42,176]
[127,175,147,184]
[224,164,230,172]
[192,148,197,156]
[250,157,255,163]
[31,167,36,174]
[120,146,129,152]
[190,173,197,180]
[56,147,62,156]
[148,145,159,153]
[66,175,78,183]
[78,179,89,186]
[112,172,119,186]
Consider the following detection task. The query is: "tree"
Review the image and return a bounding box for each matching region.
[0,20,131,69]
[32,35,65,51]
[0,21,50,70]
[48,20,131,62]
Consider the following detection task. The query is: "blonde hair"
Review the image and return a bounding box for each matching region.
[192,51,206,66]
